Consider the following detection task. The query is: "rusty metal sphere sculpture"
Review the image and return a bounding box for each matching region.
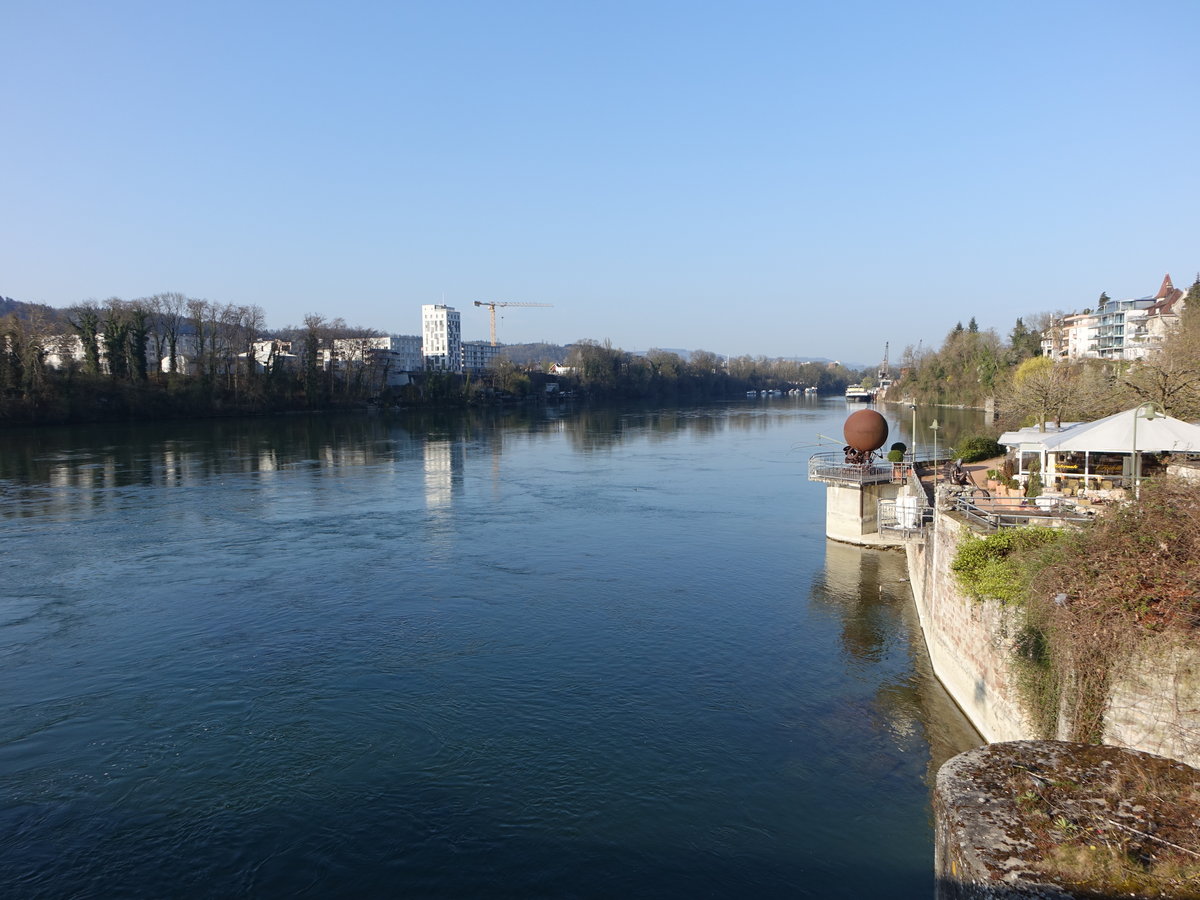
[843,409,889,453]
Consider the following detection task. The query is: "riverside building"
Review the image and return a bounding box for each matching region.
[1041,274,1187,362]
[422,304,462,373]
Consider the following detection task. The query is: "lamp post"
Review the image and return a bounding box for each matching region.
[909,404,917,464]
[930,418,940,485]
[1131,401,1163,498]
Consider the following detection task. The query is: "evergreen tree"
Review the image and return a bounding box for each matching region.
[102,302,130,380]
[1009,317,1041,362]
[1184,277,1200,318]
[68,303,102,376]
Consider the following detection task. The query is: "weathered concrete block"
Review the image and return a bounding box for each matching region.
[935,741,1200,899]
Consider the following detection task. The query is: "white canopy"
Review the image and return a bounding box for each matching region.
[1050,407,1200,454]
[997,422,1078,453]
[1000,408,1200,455]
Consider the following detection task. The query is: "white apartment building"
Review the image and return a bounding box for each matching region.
[422,305,462,373]
[247,339,297,371]
[461,341,500,373]
[1040,275,1186,362]
[322,335,424,386]
[1095,294,1155,361]
[389,334,424,372]
[1064,312,1098,359]
[330,335,419,368]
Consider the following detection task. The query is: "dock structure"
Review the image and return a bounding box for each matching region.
[808,452,924,546]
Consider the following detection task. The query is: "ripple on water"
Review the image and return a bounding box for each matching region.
[0,405,982,898]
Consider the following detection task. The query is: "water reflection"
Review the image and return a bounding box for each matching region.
[0,402,831,520]
[810,539,982,778]
[0,398,987,898]
[888,402,991,459]
[424,440,465,509]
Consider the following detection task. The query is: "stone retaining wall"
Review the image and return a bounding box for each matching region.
[908,506,1200,768]
[906,509,1034,743]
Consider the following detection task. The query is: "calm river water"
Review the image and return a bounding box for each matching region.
[1,399,983,898]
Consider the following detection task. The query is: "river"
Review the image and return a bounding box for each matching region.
[0,399,982,898]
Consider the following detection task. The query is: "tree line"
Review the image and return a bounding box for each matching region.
[889,278,1200,430]
[0,294,398,422]
[548,341,858,401]
[19,275,1197,427]
[2,293,868,422]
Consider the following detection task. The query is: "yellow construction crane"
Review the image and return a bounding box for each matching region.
[473,301,553,346]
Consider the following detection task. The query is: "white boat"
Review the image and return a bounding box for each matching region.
[844,384,874,402]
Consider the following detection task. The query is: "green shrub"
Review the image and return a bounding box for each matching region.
[955,435,1003,463]
[1026,472,1043,498]
[951,527,1063,605]
[887,449,905,462]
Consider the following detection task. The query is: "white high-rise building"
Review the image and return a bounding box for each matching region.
[422,304,462,372]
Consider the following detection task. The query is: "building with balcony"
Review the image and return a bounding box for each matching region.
[1043,275,1186,362]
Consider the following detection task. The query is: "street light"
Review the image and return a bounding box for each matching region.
[1131,401,1164,498]
[930,419,940,485]
[909,405,917,465]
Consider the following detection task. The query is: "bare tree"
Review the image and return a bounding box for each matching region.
[1126,315,1200,419]
[1,310,54,395]
[186,298,210,379]
[1004,357,1079,431]
[302,314,325,406]
[153,292,188,376]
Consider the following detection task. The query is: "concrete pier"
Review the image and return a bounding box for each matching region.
[808,452,917,547]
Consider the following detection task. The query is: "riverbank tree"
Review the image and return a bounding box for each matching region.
[893,323,1013,408]
[1123,282,1200,420]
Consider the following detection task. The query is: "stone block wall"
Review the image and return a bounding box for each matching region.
[909,506,1200,768]
[907,511,1034,742]
[1105,632,1200,766]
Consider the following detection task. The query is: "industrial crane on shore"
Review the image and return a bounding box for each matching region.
[473,301,553,346]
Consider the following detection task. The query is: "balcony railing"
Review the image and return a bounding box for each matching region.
[877,497,931,535]
[808,451,904,485]
[951,494,1094,532]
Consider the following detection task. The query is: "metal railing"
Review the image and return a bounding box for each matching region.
[950,493,1095,532]
[877,497,932,536]
[808,451,905,485]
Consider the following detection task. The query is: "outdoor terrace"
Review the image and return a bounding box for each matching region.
[808,451,910,486]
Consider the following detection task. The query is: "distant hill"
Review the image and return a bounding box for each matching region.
[497,342,572,365]
[0,295,70,326]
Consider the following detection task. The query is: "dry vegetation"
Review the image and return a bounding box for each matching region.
[1002,745,1200,897]
[1023,478,1200,741]
[952,477,1200,743]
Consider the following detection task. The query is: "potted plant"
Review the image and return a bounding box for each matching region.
[887,442,907,479]
[1026,458,1043,500]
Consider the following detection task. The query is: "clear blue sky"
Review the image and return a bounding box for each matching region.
[3,1,1197,365]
